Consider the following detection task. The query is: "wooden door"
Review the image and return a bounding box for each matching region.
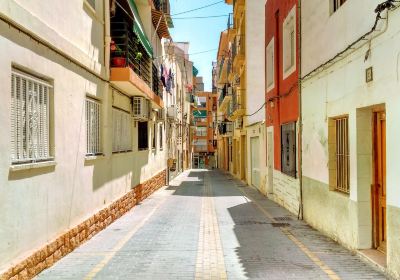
[372,111,386,253]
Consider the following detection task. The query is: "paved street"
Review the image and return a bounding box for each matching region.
[36,169,386,280]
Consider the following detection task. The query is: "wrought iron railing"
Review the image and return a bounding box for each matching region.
[110,21,151,87]
[152,63,163,98]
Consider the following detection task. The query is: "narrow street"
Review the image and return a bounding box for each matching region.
[36,170,385,280]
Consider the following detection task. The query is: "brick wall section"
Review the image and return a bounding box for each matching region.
[272,170,300,215]
[0,170,166,280]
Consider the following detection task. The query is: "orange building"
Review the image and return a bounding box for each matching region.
[191,91,218,168]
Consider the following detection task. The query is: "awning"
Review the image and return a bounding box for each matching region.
[128,0,153,57]
[193,66,199,77]
[193,110,207,118]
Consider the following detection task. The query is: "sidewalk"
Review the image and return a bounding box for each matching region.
[36,169,386,279]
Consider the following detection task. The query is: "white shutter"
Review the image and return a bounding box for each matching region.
[11,70,51,164]
[112,108,132,152]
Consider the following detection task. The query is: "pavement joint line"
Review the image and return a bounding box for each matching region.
[195,172,228,280]
[83,187,171,280]
[237,184,342,280]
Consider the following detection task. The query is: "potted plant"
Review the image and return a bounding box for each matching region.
[110,40,126,67]
[135,51,143,61]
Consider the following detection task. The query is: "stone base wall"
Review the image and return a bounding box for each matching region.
[0,170,166,280]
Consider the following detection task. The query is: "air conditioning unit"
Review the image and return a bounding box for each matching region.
[167,106,177,119]
[157,108,165,121]
[132,96,150,120]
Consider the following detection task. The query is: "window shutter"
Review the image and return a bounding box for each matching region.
[11,70,51,164]
[281,122,296,177]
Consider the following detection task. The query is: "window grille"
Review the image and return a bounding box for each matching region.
[335,117,350,193]
[86,98,101,155]
[159,124,163,150]
[196,127,207,136]
[11,70,51,164]
[112,108,132,153]
[152,123,156,150]
[281,122,296,177]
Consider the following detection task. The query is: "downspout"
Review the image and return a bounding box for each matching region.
[297,0,304,220]
[105,0,111,80]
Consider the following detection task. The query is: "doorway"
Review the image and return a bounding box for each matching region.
[240,135,246,181]
[372,111,386,254]
[250,137,260,188]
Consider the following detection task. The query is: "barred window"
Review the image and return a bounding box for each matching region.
[159,124,163,150]
[11,70,51,164]
[281,122,296,178]
[112,108,132,153]
[335,117,350,193]
[86,98,101,155]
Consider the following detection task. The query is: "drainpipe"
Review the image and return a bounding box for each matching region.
[298,0,304,220]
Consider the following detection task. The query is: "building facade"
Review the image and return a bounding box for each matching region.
[301,0,400,276]
[265,0,300,215]
[217,0,266,189]
[191,88,217,169]
[0,0,192,278]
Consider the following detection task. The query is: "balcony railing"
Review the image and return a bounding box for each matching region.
[227,13,233,30]
[110,21,151,87]
[218,86,227,106]
[232,35,245,64]
[153,0,170,15]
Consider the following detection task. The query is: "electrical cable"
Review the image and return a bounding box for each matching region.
[171,1,224,16]
[172,14,229,19]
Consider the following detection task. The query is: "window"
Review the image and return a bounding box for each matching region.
[283,6,296,77]
[196,127,207,136]
[138,121,148,150]
[332,117,350,194]
[112,108,132,153]
[332,0,347,13]
[159,124,163,150]
[197,96,207,108]
[11,70,52,164]
[281,122,296,177]
[152,123,156,150]
[86,98,101,155]
[266,38,275,90]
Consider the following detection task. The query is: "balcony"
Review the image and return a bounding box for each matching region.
[218,57,229,85]
[110,19,163,108]
[227,13,236,41]
[229,88,246,120]
[218,85,232,114]
[218,122,233,136]
[233,35,245,71]
[153,0,173,28]
[233,0,245,27]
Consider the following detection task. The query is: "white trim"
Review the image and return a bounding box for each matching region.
[282,6,297,80]
[10,160,56,171]
[266,38,275,92]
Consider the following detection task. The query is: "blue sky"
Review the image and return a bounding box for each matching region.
[169,0,232,91]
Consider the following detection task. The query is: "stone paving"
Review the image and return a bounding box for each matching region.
[36,169,386,280]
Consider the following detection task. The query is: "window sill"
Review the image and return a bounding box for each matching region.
[10,161,56,171]
[85,154,105,162]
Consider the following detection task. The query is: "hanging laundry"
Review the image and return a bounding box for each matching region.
[166,69,173,93]
[160,64,166,87]
[162,65,169,88]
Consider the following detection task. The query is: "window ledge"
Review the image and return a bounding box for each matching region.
[10,161,56,171]
[85,154,105,162]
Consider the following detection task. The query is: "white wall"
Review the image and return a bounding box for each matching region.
[0,0,167,272]
[245,0,265,125]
